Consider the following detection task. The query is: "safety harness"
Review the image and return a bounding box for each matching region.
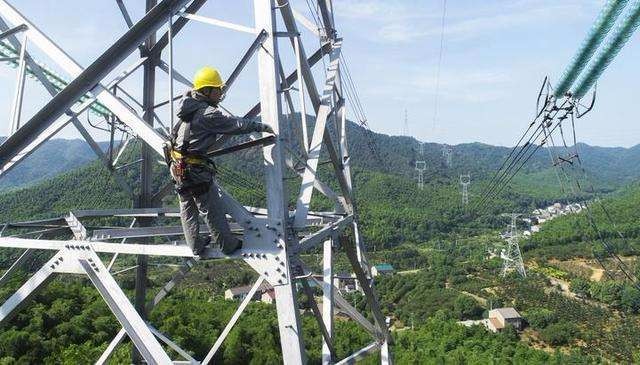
[163,104,216,188]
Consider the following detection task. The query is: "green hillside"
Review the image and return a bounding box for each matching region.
[0,137,100,192]
[1,122,640,363]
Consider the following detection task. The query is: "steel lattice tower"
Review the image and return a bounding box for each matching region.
[459,174,470,206]
[415,142,426,190]
[0,1,392,363]
[500,214,526,278]
[442,144,452,167]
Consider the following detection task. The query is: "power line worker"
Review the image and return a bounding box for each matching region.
[165,66,273,256]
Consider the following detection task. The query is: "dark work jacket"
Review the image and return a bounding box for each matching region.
[172,91,266,189]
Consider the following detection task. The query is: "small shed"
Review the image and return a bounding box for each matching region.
[371,264,394,277]
[488,307,524,331]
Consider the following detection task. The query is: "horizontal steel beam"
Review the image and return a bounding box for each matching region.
[178,11,257,34]
[0,237,195,257]
[92,224,242,240]
[0,237,251,260]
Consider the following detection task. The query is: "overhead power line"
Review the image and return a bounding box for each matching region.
[432,0,447,130]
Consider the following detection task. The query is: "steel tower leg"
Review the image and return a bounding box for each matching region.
[322,237,334,364]
[254,0,306,363]
[132,1,158,363]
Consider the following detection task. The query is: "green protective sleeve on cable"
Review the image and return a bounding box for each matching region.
[554,0,629,98]
[0,41,112,118]
[572,0,640,99]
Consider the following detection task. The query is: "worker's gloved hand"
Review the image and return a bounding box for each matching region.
[259,124,274,134]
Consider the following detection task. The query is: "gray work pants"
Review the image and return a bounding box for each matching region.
[178,179,235,253]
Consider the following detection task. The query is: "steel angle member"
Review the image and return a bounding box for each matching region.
[294,215,353,254]
[178,12,257,34]
[0,23,26,41]
[0,0,186,162]
[309,275,378,336]
[334,342,380,365]
[78,251,172,364]
[73,207,180,218]
[0,251,66,324]
[0,249,34,286]
[91,224,242,240]
[0,237,196,257]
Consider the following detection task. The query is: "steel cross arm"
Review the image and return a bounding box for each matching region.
[147,323,197,363]
[0,22,25,41]
[277,0,321,106]
[291,7,320,37]
[293,43,342,227]
[0,0,185,164]
[92,224,241,240]
[294,214,353,254]
[149,258,196,309]
[0,248,34,287]
[284,152,346,214]
[157,59,192,87]
[178,11,257,34]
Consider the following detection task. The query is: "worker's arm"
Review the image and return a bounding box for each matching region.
[201,107,273,135]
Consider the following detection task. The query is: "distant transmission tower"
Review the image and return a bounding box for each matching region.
[403,108,408,136]
[415,142,426,189]
[459,174,470,206]
[442,144,452,167]
[500,213,526,277]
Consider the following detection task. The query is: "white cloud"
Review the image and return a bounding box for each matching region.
[337,0,418,20]
[337,0,598,43]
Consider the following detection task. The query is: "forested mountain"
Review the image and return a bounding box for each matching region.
[5,116,640,192]
[0,137,101,191]
[2,118,640,248]
[1,120,640,363]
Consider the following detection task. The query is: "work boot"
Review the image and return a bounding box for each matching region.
[193,236,212,256]
[221,236,242,255]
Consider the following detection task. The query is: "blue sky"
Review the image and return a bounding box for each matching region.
[0,0,639,147]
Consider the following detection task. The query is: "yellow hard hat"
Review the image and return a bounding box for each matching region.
[193,66,225,90]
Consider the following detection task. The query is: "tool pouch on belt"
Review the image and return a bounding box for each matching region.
[170,158,188,186]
